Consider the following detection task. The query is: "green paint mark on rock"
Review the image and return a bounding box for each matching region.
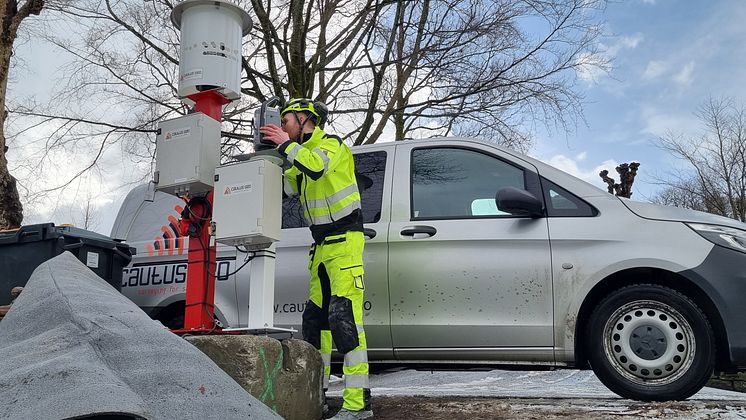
[259,346,284,412]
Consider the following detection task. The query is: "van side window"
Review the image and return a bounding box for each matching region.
[411,148,525,219]
[282,150,387,228]
[282,192,307,229]
[541,178,598,217]
[355,151,387,223]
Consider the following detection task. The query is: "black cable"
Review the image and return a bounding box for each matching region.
[180,197,220,333]
[189,228,276,329]
[221,253,255,278]
[183,195,212,223]
[187,205,211,221]
[196,234,258,278]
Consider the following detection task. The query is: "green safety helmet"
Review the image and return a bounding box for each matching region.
[281,98,328,127]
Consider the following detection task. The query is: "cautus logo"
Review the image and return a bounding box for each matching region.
[146,204,187,257]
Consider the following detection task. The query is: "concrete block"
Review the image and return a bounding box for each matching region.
[187,335,323,420]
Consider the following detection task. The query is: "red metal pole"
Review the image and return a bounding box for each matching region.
[170,91,228,333]
[172,91,227,332]
[176,191,217,331]
[169,91,225,333]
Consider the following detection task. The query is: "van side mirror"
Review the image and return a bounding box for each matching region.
[496,187,544,218]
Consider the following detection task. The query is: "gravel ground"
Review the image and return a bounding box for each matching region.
[325,396,746,419]
[325,367,746,419]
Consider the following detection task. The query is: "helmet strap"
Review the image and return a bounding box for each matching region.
[293,111,314,142]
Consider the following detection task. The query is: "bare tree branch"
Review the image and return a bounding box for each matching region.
[653,97,746,222]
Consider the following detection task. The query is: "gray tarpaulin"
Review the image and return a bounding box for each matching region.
[0,252,280,420]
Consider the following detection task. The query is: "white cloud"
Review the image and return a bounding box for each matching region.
[9,117,151,235]
[576,52,609,82]
[577,33,643,83]
[673,61,695,86]
[642,60,668,79]
[639,105,700,137]
[617,34,644,50]
[543,154,620,185]
[641,0,656,4]
[641,59,695,85]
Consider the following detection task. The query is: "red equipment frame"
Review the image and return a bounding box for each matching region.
[171,90,229,334]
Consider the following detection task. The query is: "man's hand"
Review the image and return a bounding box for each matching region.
[259,124,290,145]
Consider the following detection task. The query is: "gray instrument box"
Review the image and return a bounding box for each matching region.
[213,157,282,249]
[154,113,221,196]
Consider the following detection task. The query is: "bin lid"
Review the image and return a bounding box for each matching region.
[0,223,135,257]
[58,225,119,242]
[0,223,58,245]
[57,225,137,258]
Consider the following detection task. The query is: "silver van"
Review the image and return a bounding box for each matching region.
[111,138,746,401]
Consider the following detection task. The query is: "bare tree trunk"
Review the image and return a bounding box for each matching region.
[81,193,97,230]
[599,163,640,199]
[0,0,45,229]
[0,45,23,229]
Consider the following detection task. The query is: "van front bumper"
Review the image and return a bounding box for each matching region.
[681,244,746,369]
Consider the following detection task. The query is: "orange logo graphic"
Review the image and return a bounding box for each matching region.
[145,204,187,257]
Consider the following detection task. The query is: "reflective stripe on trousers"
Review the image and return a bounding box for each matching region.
[341,325,369,410]
[321,330,332,389]
[320,324,369,410]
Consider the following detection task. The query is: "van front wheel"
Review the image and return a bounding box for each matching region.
[586,284,714,401]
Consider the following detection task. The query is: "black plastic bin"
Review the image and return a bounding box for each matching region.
[0,223,136,305]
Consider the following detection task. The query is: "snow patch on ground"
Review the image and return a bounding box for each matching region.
[329,368,746,401]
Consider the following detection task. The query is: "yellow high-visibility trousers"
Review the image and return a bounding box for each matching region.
[302,231,371,412]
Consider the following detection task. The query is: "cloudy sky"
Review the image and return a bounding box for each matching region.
[533,0,746,200]
[9,0,746,235]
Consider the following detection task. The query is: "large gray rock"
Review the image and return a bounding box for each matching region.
[0,252,280,420]
[187,335,324,420]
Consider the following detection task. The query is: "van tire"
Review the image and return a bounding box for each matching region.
[586,284,714,401]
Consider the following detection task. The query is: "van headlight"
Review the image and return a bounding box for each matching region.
[686,223,746,254]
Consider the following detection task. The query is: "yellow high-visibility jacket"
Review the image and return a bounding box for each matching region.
[278,127,363,243]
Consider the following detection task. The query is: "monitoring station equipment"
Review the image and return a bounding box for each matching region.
[154,0,293,334]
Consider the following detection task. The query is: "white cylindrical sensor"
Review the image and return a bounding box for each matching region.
[171,0,252,102]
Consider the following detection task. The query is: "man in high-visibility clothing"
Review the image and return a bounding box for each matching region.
[260,98,372,420]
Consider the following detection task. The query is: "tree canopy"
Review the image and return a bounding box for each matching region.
[6,0,608,221]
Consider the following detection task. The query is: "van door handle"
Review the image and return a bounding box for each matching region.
[363,227,377,239]
[400,225,437,238]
